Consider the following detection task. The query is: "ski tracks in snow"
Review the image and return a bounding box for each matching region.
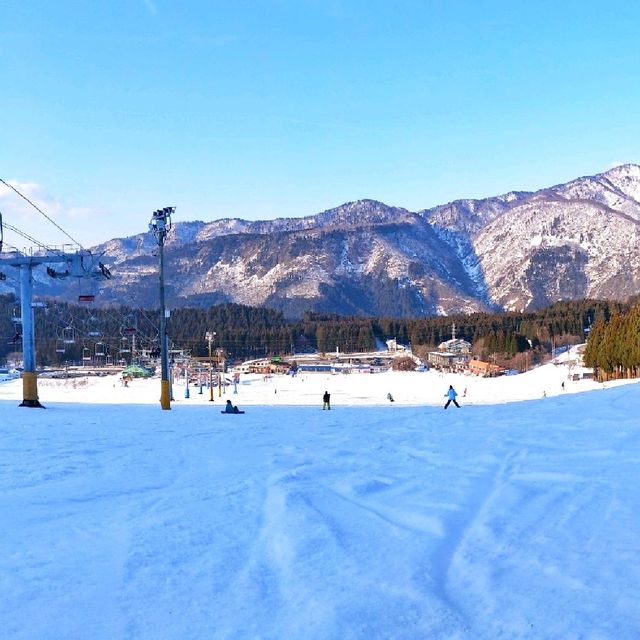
[428,447,529,634]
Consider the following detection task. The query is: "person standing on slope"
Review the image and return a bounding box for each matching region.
[444,385,460,409]
[323,391,331,410]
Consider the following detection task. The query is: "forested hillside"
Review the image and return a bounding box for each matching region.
[0,295,623,367]
[583,302,640,381]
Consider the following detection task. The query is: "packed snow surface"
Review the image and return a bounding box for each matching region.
[1,359,639,639]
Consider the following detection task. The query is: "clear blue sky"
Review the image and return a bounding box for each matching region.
[1,0,639,247]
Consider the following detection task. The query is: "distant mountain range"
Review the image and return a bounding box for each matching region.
[3,164,640,317]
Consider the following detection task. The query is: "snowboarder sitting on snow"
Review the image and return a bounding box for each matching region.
[444,385,460,409]
[323,391,331,410]
[223,400,245,414]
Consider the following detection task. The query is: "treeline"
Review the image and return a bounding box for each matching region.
[0,296,161,366]
[583,304,640,381]
[371,299,621,358]
[0,297,299,365]
[0,294,624,365]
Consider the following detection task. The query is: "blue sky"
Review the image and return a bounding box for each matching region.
[1,0,639,247]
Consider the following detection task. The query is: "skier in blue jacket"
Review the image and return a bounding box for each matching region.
[444,385,460,409]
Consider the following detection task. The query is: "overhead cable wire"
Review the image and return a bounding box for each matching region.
[0,178,84,250]
[1,220,57,253]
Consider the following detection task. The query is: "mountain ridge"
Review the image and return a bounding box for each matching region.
[2,164,639,317]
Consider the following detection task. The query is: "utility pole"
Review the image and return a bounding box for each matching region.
[149,206,175,410]
[205,331,215,401]
[0,250,111,407]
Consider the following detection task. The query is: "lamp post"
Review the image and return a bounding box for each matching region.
[221,350,226,396]
[205,331,215,401]
[149,206,175,410]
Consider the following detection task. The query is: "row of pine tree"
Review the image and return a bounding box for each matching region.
[0,294,627,367]
[583,304,640,381]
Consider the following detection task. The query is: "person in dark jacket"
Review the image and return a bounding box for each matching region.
[444,385,460,409]
[323,391,331,410]
[224,399,234,413]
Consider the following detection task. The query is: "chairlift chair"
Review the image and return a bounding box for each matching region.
[95,342,106,357]
[82,347,91,362]
[78,277,96,304]
[55,339,65,354]
[85,311,102,337]
[62,326,75,344]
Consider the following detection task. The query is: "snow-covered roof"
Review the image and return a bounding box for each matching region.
[437,338,471,352]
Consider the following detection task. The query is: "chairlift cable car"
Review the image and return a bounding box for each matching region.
[77,274,97,303]
[87,315,101,337]
[121,314,137,337]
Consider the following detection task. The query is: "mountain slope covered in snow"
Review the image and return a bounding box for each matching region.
[3,165,640,316]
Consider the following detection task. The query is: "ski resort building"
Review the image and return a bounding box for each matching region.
[468,359,505,377]
[427,338,472,372]
[437,337,472,354]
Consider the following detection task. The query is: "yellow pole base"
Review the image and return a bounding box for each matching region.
[20,371,43,408]
[160,379,171,410]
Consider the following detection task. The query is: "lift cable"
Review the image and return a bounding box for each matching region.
[0,178,84,250]
[1,219,59,254]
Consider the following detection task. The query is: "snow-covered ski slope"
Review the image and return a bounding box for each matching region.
[1,361,639,639]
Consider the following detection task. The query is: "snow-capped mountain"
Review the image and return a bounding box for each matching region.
[94,207,488,316]
[474,193,640,310]
[4,165,640,317]
[550,164,640,220]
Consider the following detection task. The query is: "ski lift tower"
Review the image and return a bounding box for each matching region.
[0,249,111,407]
[149,206,175,410]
